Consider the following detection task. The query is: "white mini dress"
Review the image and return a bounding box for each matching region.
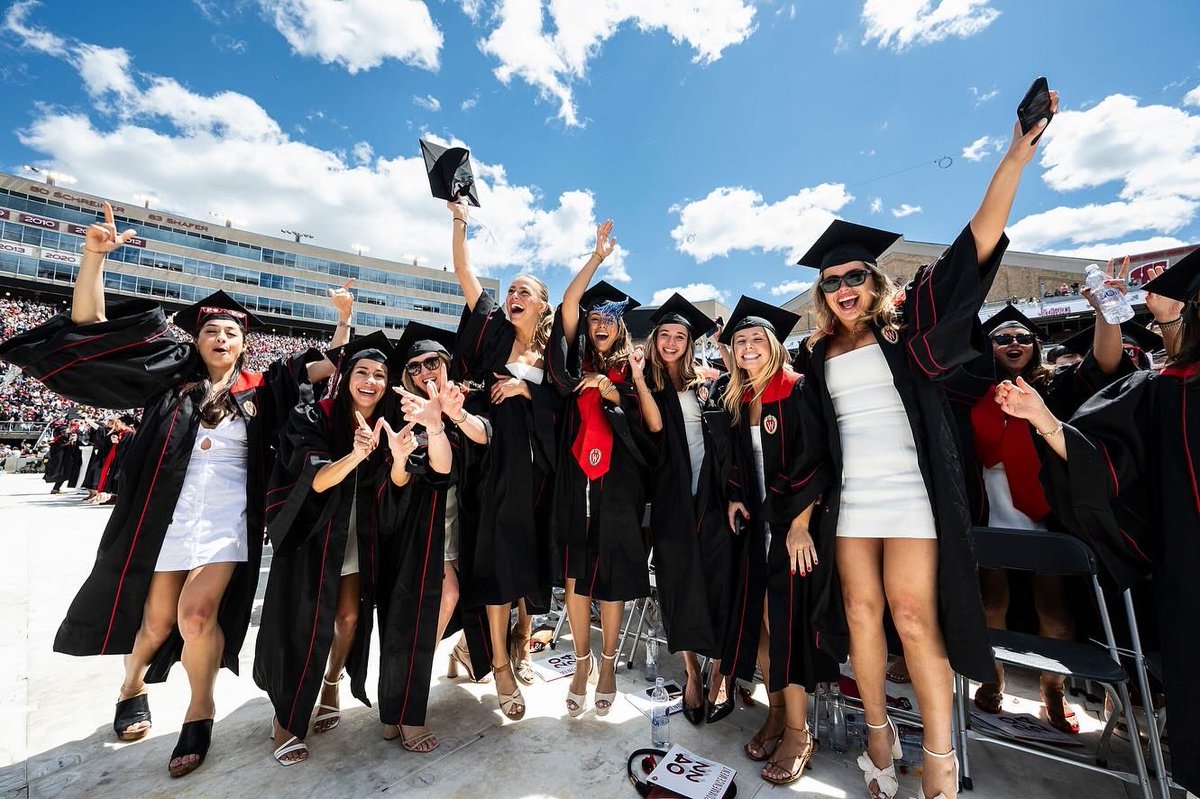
[825,344,937,540]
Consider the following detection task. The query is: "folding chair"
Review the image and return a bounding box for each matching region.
[955,526,1157,799]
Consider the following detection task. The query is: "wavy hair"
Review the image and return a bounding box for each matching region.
[807,264,903,346]
[586,316,632,373]
[722,326,786,426]
[646,325,704,393]
[512,273,554,356]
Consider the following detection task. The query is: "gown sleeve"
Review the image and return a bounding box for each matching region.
[453,289,513,381]
[546,307,585,396]
[265,387,337,554]
[904,224,1008,380]
[762,376,833,526]
[0,299,192,409]
[1043,350,1136,420]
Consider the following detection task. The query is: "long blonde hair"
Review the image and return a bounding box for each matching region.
[807,264,903,346]
[722,326,786,425]
[647,325,704,393]
[512,273,553,355]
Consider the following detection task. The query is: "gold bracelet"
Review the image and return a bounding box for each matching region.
[450,411,468,425]
[427,425,446,435]
[1034,421,1064,437]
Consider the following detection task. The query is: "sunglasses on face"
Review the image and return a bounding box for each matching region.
[819,268,872,294]
[991,333,1037,346]
[404,355,443,376]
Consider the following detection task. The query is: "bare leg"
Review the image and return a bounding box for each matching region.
[1032,574,1077,731]
[594,600,624,712]
[975,568,1008,710]
[706,658,729,706]
[515,598,533,664]
[565,578,592,712]
[681,651,704,709]
[487,602,524,717]
[761,684,813,782]
[746,603,785,760]
[311,573,359,734]
[118,571,186,737]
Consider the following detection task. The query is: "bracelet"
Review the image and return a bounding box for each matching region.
[453,218,468,227]
[84,248,107,256]
[336,321,350,328]
[1158,316,1183,330]
[1034,421,1064,438]
[449,411,468,425]
[426,425,446,435]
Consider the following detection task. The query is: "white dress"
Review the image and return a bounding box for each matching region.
[155,414,250,571]
[506,361,544,384]
[678,390,705,496]
[984,466,1047,531]
[826,344,937,539]
[750,425,770,554]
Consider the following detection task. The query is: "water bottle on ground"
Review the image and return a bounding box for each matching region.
[651,676,671,747]
[644,635,659,682]
[828,684,848,753]
[1084,264,1134,324]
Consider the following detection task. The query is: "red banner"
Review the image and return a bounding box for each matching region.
[19,212,60,231]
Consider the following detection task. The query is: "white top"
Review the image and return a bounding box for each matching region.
[156,414,250,571]
[984,465,1048,531]
[826,345,937,539]
[678,390,704,495]
[506,361,544,384]
[749,425,766,502]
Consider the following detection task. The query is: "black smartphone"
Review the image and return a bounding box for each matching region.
[642,680,683,700]
[1017,76,1053,145]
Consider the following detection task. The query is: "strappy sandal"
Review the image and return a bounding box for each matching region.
[270,717,308,766]
[509,624,535,686]
[492,661,527,720]
[593,651,619,717]
[973,682,1004,714]
[447,637,489,683]
[761,725,814,786]
[113,692,151,741]
[400,728,440,754]
[313,674,341,733]
[858,716,903,799]
[918,746,959,799]
[744,702,785,761]
[1040,683,1080,734]
[566,651,595,718]
[168,719,213,778]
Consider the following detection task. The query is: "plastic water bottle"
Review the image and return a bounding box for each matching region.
[651,676,671,747]
[644,635,659,682]
[1084,264,1135,324]
[828,684,848,753]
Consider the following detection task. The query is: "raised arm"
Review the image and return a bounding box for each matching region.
[1144,263,1185,360]
[307,280,355,384]
[561,220,616,342]
[73,202,138,324]
[448,201,483,311]
[1085,258,1131,375]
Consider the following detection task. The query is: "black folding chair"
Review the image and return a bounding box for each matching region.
[955,526,1159,799]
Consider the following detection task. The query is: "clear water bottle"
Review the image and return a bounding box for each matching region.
[651,676,671,747]
[1084,264,1135,324]
[828,684,848,753]
[644,636,659,682]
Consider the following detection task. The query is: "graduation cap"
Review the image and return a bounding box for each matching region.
[647,293,716,341]
[395,321,456,361]
[174,290,262,334]
[718,296,800,345]
[325,330,402,374]
[797,220,902,271]
[1059,321,1165,357]
[624,307,656,340]
[1141,247,1200,302]
[420,139,481,207]
[580,281,640,320]
[118,413,139,427]
[982,304,1048,340]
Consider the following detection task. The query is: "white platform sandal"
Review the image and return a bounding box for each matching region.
[313,674,341,733]
[918,746,959,799]
[270,718,308,766]
[594,651,619,717]
[566,651,595,718]
[857,716,903,799]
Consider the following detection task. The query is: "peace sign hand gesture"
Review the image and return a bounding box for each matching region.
[351,411,382,461]
[84,201,138,256]
[381,419,419,462]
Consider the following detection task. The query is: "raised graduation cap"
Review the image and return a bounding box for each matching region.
[173,289,262,334]
[396,320,456,360]
[420,139,481,208]
[796,219,902,271]
[647,293,716,341]
[982,303,1049,340]
[717,295,800,345]
[579,280,640,319]
[325,330,402,374]
[1058,321,1165,357]
[1141,247,1200,302]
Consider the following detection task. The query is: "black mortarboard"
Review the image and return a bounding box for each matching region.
[173,290,262,333]
[797,220,902,271]
[579,281,640,319]
[718,296,800,345]
[624,307,656,340]
[420,139,481,207]
[325,330,401,374]
[648,293,716,341]
[395,321,456,361]
[1141,247,1200,303]
[1059,321,1164,357]
[982,304,1048,340]
[118,413,139,427]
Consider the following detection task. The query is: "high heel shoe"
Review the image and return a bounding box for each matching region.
[681,675,705,726]
[509,623,536,686]
[313,673,341,733]
[917,747,959,799]
[594,651,619,717]
[492,661,527,721]
[761,724,815,786]
[856,716,903,799]
[706,675,735,725]
[269,717,308,766]
[447,637,489,683]
[566,651,595,717]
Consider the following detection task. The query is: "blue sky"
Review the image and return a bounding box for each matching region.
[2,0,1199,308]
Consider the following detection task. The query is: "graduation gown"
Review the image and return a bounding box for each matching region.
[795,225,1005,683]
[253,393,391,740]
[82,430,113,490]
[0,299,318,681]
[102,428,136,494]
[44,435,82,487]
[648,381,734,657]
[1037,366,1200,794]
[720,370,839,692]
[452,289,558,611]
[546,309,654,602]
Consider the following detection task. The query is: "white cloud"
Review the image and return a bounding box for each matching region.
[1007,196,1197,251]
[1186,83,1200,107]
[412,94,441,111]
[460,92,480,111]
[891,203,922,218]
[651,283,726,305]
[1044,236,1191,260]
[834,32,849,54]
[459,0,486,22]
[475,0,757,127]
[351,141,374,165]
[869,196,883,214]
[861,0,999,51]
[969,85,998,106]
[961,134,1002,162]
[752,281,766,290]
[670,183,853,264]
[4,0,66,55]
[259,0,442,73]
[770,279,813,298]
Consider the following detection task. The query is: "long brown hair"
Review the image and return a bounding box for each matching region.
[183,352,246,427]
[587,316,632,373]
[646,325,704,393]
[807,264,903,345]
[722,326,786,425]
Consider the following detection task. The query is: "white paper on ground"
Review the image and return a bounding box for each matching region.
[646,744,736,799]
[531,650,577,681]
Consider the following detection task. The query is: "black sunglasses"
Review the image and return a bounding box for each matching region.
[404,355,444,376]
[819,268,872,294]
[991,333,1037,346]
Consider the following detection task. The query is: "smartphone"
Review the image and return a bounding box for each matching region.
[643,680,683,700]
[1017,76,1053,145]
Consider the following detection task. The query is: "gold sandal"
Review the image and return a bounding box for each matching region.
[492,661,527,720]
[761,725,814,786]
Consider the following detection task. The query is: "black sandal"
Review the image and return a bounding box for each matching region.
[113,693,152,741]
[168,719,213,778]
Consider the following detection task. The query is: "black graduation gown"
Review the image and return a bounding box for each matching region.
[0,299,318,681]
[720,370,839,692]
[452,289,558,612]
[375,430,457,727]
[648,381,734,657]
[795,225,1006,684]
[44,436,82,487]
[546,308,653,602]
[104,428,136,494]
[82,430,113,490]
[1037,368,1200,794]
[253,394,391,740]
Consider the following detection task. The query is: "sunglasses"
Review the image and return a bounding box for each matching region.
[819,268,872,294]
[991,333,1037,346]
[404,355,444,376]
